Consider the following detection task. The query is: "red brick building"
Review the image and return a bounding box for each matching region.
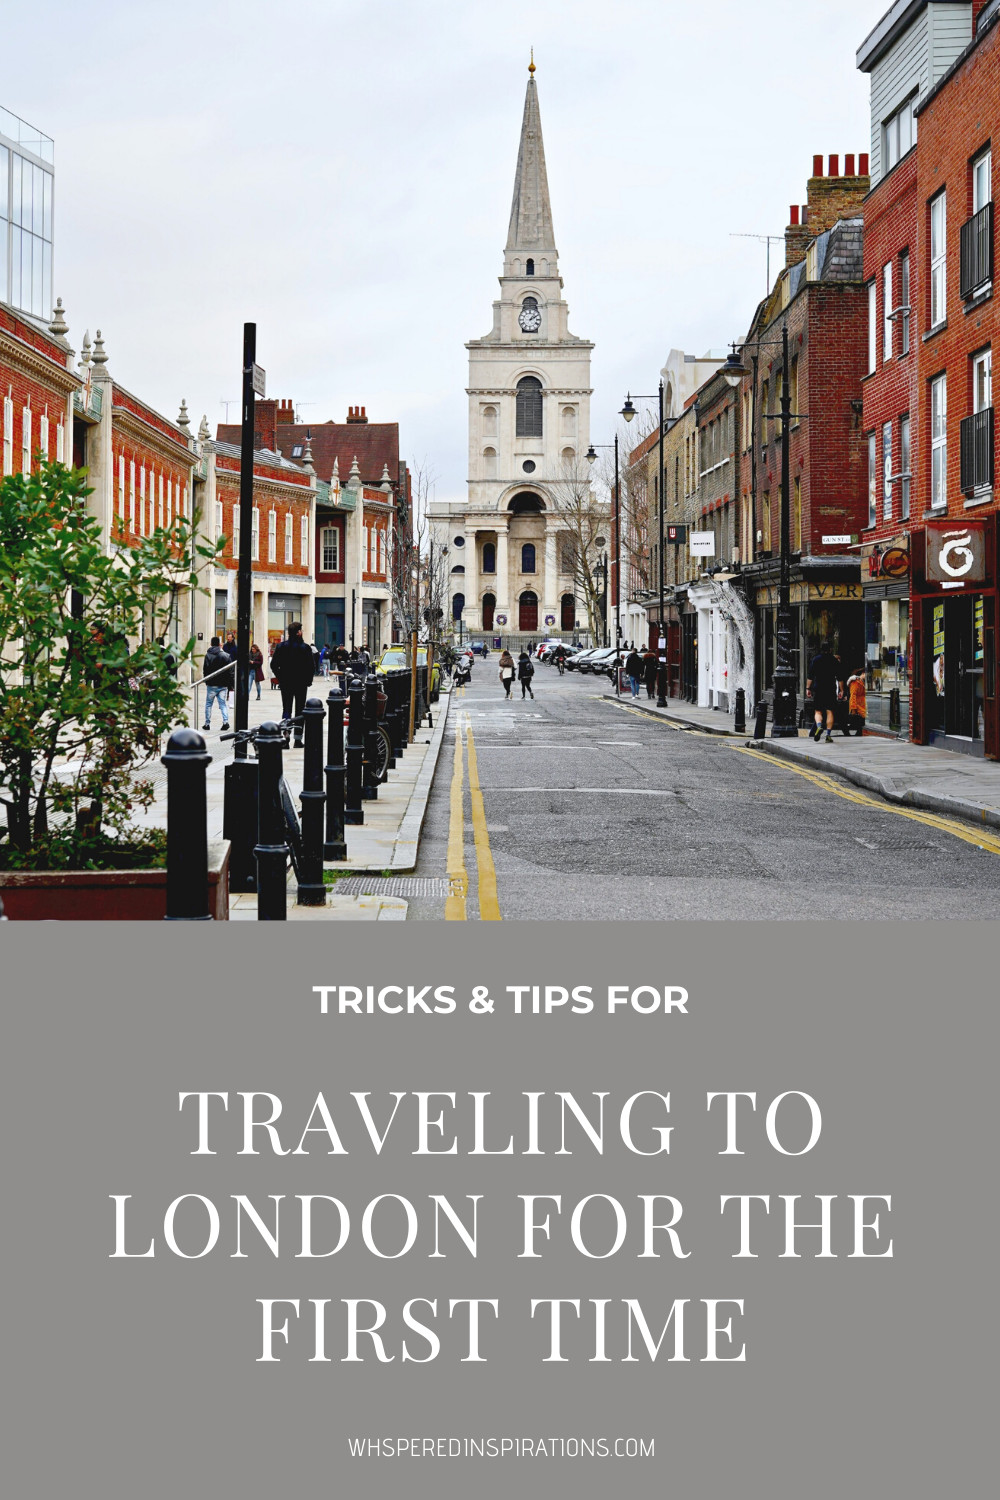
[1,299,77,477]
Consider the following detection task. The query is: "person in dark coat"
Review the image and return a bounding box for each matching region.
[269,621,315,745]
[643,648,658,699]
[247,642,265,701]
[624,648,644,699]
[202,637,233,730]
[517,650,535,699]
[808,642,844,742]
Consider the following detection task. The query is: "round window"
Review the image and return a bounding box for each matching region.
[452,536,465,547]
[522,460,536,473]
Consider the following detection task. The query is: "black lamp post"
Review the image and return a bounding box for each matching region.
[621,382,667,705]
[721,327,801,737]
[586,435,621,687]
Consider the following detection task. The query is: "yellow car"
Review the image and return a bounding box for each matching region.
[377,646,441,694]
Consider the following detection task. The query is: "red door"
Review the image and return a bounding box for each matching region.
[519,592,538,632]
[560,594,575,631]
[482,593,495,631]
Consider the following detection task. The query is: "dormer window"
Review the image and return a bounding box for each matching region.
[526,259,534,276]
[291,444,304,458]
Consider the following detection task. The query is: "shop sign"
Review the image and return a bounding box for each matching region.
[925,522,985,586]
[689,531,715,557]
[756,582,863,606]
[868,546,909,580]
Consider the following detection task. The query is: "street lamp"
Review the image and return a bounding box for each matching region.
[621,383,667,705]
[721,325,802,737]
[587,436,622,690]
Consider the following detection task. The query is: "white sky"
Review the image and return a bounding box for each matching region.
[7,0,879,501]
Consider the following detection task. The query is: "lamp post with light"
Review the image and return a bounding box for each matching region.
[586,434,621,689]
[620,382,667,705]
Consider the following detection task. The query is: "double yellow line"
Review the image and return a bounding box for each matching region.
[445,714,501,920]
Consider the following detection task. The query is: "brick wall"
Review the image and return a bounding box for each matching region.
[215,455,312,577]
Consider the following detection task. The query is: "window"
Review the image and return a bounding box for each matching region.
[118,454,125,520]
[21,406,30,472]
[883,263,893,360]
[761,380,769,440]
[561,405,576,433]
[868,432,877,527]
[973,149,992,214]
[215,500,224,540]
[526,258,534,276]
[868,281,877,371]
[973,348,992,412]
[56,420,64,464]
[900,250,911,354]
[793,476,802,552]
[483,446,497,478]
[251,506,260,560]
[515,376,543,437]
[363,525,369,570]
[883,420,893,520]
[129,459,136,528]
[3,395,12,475]
[790,359,799,426]
[158,473,164,530]
[930,194,946,327]
[284,512,293,564]
[762,493,771,551]
[521,542,536,573]
[233,504,240,556]
[482,405,497,436]
[561,446,576,466]
[884,95,916,173]
[931,374,947,508]
[267,510,276,562]
[39,412,49,460]
[291,444,303,458]
[452,592,465,622]
[482,541,496,573]
[742,389,751,451]
[321,525,340,573]
[301,515,308,565]
[900,414,911,520]
[139,467,146,535]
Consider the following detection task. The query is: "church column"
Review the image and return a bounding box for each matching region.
[495,527,510,625]
[543,524,558,626]
[465,528,479,629]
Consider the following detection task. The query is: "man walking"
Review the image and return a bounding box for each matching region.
[625,646,644,699]
[269,621,315,746]
[517,650,535,699]
[202,637,233,731]
[808,641,844,742]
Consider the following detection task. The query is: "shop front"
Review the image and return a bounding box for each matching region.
[752,567,864,716]
[267,592,304,650]
[911,520,998,758]
[861,539,910,734]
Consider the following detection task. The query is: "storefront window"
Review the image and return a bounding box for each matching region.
[864,598,910,731]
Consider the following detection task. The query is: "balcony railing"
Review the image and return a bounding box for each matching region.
[960,202,993,299]
[960,406,994,492]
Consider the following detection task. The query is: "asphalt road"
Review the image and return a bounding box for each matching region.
[408,664,1000,920]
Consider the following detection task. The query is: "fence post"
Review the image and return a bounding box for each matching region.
[254,720,288,920]
[363,673,380,800]
[161,728,213,920]
[324,681,347,861]
[298,697,327,906]
[345,680,365,825]
[753,700,768,740]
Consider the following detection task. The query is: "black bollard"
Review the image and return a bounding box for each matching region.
[297,697,327,906]
[255,721,288,920]
[345,681,365,825]
[161,728,213,920]
[734,687,746,734]
[363,673,380,800]
[753,700,768,740]
[324,681,347,861]
[389,669,405,759]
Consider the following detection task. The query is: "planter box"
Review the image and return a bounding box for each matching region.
[0,842,230,921]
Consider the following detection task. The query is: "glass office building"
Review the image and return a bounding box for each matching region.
[0,105,54,319]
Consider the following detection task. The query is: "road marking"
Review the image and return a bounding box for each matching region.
[465,726,502,921]
[445,722,467,920]
[476,787,678,795]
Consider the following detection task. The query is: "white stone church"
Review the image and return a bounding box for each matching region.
[427,62,596,642]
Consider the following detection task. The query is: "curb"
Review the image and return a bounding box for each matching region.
[390,691,452,871]
[602,693,744,737]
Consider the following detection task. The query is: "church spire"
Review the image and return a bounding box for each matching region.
[505,59,556,254]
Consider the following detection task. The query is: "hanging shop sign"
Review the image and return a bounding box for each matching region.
[689,531,716,557]
[925,521,985,587]
[666,525,688,544]
[867,546,910,579]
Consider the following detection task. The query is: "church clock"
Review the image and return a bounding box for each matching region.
[518,297,542,333]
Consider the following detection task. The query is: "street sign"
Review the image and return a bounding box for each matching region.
[689,531,715,557]
[251,363,266,397]
[666,524,688,544]
[822,534,851,545]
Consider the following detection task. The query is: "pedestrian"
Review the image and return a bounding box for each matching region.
[517,650,535,699]
[357,643,371,669]
[846,667,867,737]
[247,641,264,701]
[222,629,238,705]
[202,636,233,730]
[807,641,844,742]
[269,620,315,746]
[643,646,658,699]
[499,648,516,699]
[318,644,330,677]
[625,646,644,699]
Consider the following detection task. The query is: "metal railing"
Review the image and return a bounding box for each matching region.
[960,406,994,492]
[960,202,993,300]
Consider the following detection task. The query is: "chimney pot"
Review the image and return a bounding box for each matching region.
[790,205,799,225]
[845,153,855,176]
[829,154,839,177]
[813,154,824,177]
[859,152,869,176]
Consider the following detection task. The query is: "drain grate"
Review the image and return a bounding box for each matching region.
[334,876,453,898]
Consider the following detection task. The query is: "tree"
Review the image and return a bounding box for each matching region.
[551,456,611,642]
[0,462,222,869]
[391,459,434,643]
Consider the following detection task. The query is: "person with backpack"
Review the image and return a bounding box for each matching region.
[498,649,516,699]
[269,621,315,746]
[202,637,234,730]
[517,650,535,700]
[625,646,644,699]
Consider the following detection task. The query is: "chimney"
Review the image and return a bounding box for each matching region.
[346,405,369,424]
[250,397,277,451]
[276,399,295,424]
[786,151,872,266]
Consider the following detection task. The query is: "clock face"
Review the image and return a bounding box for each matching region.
[518,300,542,333]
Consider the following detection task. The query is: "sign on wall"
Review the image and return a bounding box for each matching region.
[925,522,986,586]
[689,531,716,558]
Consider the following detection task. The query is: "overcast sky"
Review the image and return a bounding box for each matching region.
[8,0,880,501]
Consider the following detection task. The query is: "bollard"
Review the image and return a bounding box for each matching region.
[161,728,213,920]
[345,680,365,825]
[324,680,347,861]
[753,700,768,740]
[363,673,380,800]
[734,687,746,734]
[383,672,397,772]
[389,669,406,759]
[298,697,327,906]
[254,721,288,920]
[889,687,901,732]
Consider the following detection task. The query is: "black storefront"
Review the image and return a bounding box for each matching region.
[746,556,865,719]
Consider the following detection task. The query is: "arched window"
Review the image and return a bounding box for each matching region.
[518,591,538,632]
[482,593,496,631]
[516,376,543,437]
[526,258,534,276]
[561,447,576,466]
[483,446,497,478]
[561,593,575,631]
[482,541,496,574]
[561,405,576,433]
[508,492,545,514]
[482,405,497,436]
[451,564,465,574]
[452,592,465,622]
[521,542,536,573]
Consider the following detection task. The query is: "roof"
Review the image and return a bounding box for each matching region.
[856,0,968,72]
[213,440,310,477]
[216,420,400,486]
[506,73,556,253]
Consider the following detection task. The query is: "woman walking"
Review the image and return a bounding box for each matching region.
[517,650,535,699]
[247,641,264,701]
[643,646,658,699]
[625,646,644,699]
[498,648,516,699]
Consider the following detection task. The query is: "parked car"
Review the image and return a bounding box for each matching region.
[586,648,619,678]
[376,645,441,694]
[567,648,601,672]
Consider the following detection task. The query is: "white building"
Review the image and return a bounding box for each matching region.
[428,62,596,642]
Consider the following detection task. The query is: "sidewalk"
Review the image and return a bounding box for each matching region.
[605,691,1000,829]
